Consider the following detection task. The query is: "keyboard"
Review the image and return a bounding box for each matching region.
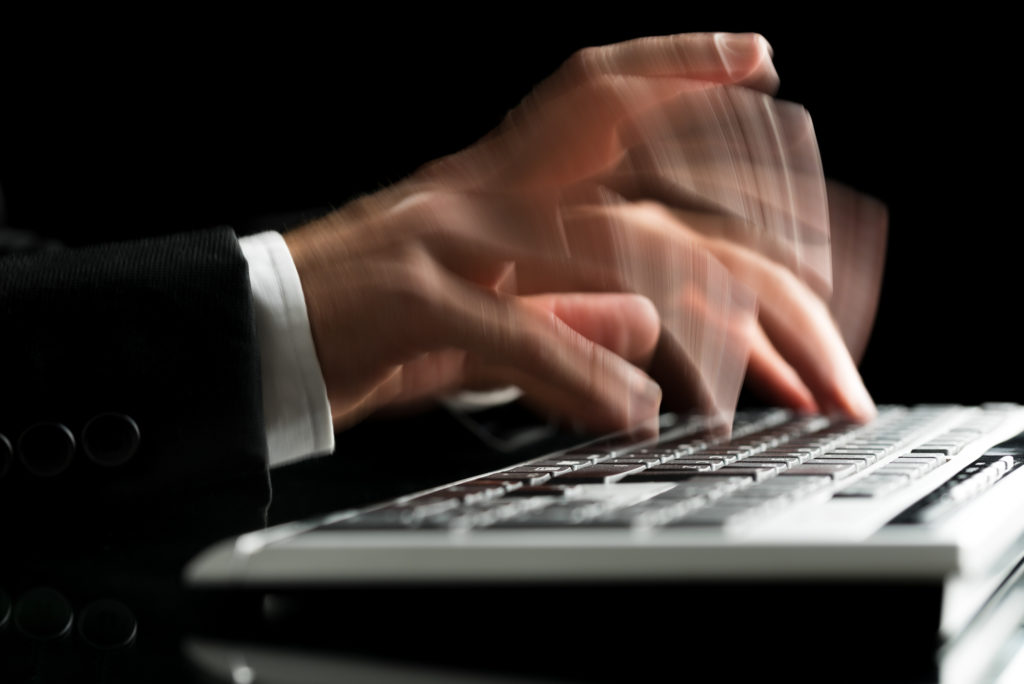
[184,403,1024,684]
[314,404,1024,537]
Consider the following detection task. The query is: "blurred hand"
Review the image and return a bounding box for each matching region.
[284,32,884,433]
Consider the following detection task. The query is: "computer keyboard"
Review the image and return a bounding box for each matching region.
[186,403,1024,684]
[318,404,1024,535]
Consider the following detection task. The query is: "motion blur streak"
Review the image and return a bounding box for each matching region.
[417,76,884,428]
[287,33,886,433]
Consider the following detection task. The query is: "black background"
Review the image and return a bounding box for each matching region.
[1,9,1019,409]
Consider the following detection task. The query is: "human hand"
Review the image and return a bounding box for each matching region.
[414,30,882,421]
[285,190,665,432]
[284,32,884,433]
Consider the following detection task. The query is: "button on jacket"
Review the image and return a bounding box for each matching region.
[0,229,270,524]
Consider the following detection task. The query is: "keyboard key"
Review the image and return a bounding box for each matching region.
[668,454,733,465]
[667,502,769,529]
[739,454,802,468]
[605,455,666,467]
[553,463,649,484]
[807,456,870,471]
[716,465,779,481]
[620,467,713,483]
[537,455,606,465]
[650,477,751,498]
[491,501,610,527]
[782,463,858,480]
[836,474,910,498]
[627,448,681,462]
[589,500,701,528]
[505,484,583,498]
[734,458,794,471]
[482,471,553,486]
[506,465,575,477]
[467,478,526,492]
[313,405,1024,538]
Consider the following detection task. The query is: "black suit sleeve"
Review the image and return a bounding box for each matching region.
[0,229,269,527]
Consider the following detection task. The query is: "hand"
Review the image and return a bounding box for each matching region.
[284,32,883,433]
[285,189,666,432]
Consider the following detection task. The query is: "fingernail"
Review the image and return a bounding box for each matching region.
[714,33,772,75]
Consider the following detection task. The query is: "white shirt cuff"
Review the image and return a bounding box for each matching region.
[239,231,335,467]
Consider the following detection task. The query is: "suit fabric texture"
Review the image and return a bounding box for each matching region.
[0,228,270,531]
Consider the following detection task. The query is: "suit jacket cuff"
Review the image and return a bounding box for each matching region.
[240,231,334,466]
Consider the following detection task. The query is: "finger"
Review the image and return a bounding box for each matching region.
[510,198,758,428]
[426,33,777,194]
[366,348,470,409]
[744,323,819,414]
[824,181,888,363]
[307,245,662,431]
[521,292,661,369]
[421,266,663,433]
[379,293,662,412]
[699,235,876,421]
[568,32,779,95]
[608,88,831,296]
[366,191,755,429]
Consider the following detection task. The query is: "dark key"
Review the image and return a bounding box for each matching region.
[621,468,708,483]
[505,484,581,498]
[910,447,952,454]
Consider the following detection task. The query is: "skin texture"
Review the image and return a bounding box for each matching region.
[283,32,882,434]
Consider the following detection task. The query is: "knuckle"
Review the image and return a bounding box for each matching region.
[389,246,442,306]
[392,189,464,239]
[585,74,634,110]
[564,46,600,81]
[768,261,831,317]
